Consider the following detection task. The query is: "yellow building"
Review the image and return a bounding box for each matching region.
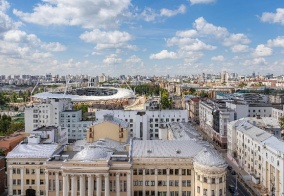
[7,116,227,196]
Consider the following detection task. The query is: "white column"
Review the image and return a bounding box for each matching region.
[63,174,69,196]
[8,167,13,196]
[116,173,120,196]
[105,174,109,196]
[88,174,94,196]
[155,169,158,196]
[36,167,40,195]
[20,167,24,195]
[71,175,78,196]
[45,171,49,196]
[80,175,86,196]
[97,174,102,196]
[96,174,102,196]
[179,169,182,196]
[56,172,60,196]
[142,169,145,196]
[166,169,169,196]
[127,172,131,196]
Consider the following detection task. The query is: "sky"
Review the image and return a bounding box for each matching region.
[0,0,284,76]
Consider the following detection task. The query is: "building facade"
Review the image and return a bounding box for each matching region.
[95,110,188,140]
[7,119,226,196]
[227,118,284,195]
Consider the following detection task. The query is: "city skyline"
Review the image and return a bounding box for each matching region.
[1,0,284,76]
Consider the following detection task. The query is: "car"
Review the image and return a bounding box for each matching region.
[227,165,232,171]
[231,170,236,175]
[228,185,235,193]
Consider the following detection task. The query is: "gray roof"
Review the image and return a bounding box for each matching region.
[194,147,226,167]
[6,143,59,159]
[132,140,204,158]
[262,137,284,154]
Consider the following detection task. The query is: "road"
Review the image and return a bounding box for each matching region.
[189,122,253,196]
[226,170,252,196]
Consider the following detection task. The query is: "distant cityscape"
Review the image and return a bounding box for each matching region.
[0,71,283,196]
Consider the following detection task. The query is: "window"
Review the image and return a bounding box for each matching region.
[197,186,200,193]
[219,177,222,183]
[151,181,155,186]
[211,178,215,184]
[219,189,222,196]
[211,190,215,196]
[26,179,30,185]
[182,180,186,187]
[169,181,173,186]
[32,180,35,185]
[40,180,44,185]
[197,175,200,180]
[203,189,207,196]
[13,180,16,185]
[175,180,179,187]
[203,177,207,183]
[17,179,21,185]
[187,180,191,187]
[145,181,149,186]
[26,169,29,174]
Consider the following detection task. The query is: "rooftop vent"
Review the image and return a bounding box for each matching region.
[147,149,152,153]
[176,149,181,154]
[54,155,60,161]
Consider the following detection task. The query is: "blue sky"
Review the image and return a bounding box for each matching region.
[0,0,284,76]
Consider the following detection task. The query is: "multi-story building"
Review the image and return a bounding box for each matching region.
[199,98,277,148]
[59,110,92,141]
[25,98,92,141]
[7,117,227,196]
[189,97,200,123]
[0,156,5,195]
[25,98,72,132]
[272,106,284,120]
[199,99,235,148]
[227,118,284,195]
[269,94,284,104]
[95,110,188,140]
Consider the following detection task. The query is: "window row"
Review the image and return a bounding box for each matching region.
[133,180,191,187]
[133,169,191,176]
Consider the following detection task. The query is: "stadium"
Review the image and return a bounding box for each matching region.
[32,87,135,103]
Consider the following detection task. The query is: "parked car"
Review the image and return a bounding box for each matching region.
[228,185,235,193]
[231,170,236,175]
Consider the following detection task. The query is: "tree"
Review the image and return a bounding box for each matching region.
[279,116,284,131]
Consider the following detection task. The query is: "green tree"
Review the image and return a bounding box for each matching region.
[279,116,284,130]
[73,104,88,114]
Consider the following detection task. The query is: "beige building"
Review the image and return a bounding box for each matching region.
[7,116,227,196]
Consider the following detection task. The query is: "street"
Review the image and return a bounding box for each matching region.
[226,170,252,196]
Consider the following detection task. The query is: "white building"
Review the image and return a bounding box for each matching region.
[25,98,72,132]
[227,118,284,195]
[272,106,284,120]
[96,110,188,140]
[60,110,92,141]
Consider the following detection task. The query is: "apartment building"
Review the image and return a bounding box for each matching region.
[25,98,72,132]
[59,110,92,141]
[7,118,226,196]
[227,119,284,195]
[188,97,200,123]
[95,110,188,140]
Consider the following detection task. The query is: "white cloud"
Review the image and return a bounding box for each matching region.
[194,17,228,39]
[160,5,186,17]
[175,30,197,38]
[13,0,131,29]
[141,5,186,22]
[253,44,272,57]
[80,29,134,50]
[222,33,250,47]
[42,42,66,52]
[126,55,142,63]
[211,55,224,61]
[150,50,178,59]
[231,44,249,53]
[189,0,216,5]
[244,57,268,66]
[260,8,284,25]
[167,37,216,51]
[103,54,122,64]
[141,8,158,22]
[267,36,284,48]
